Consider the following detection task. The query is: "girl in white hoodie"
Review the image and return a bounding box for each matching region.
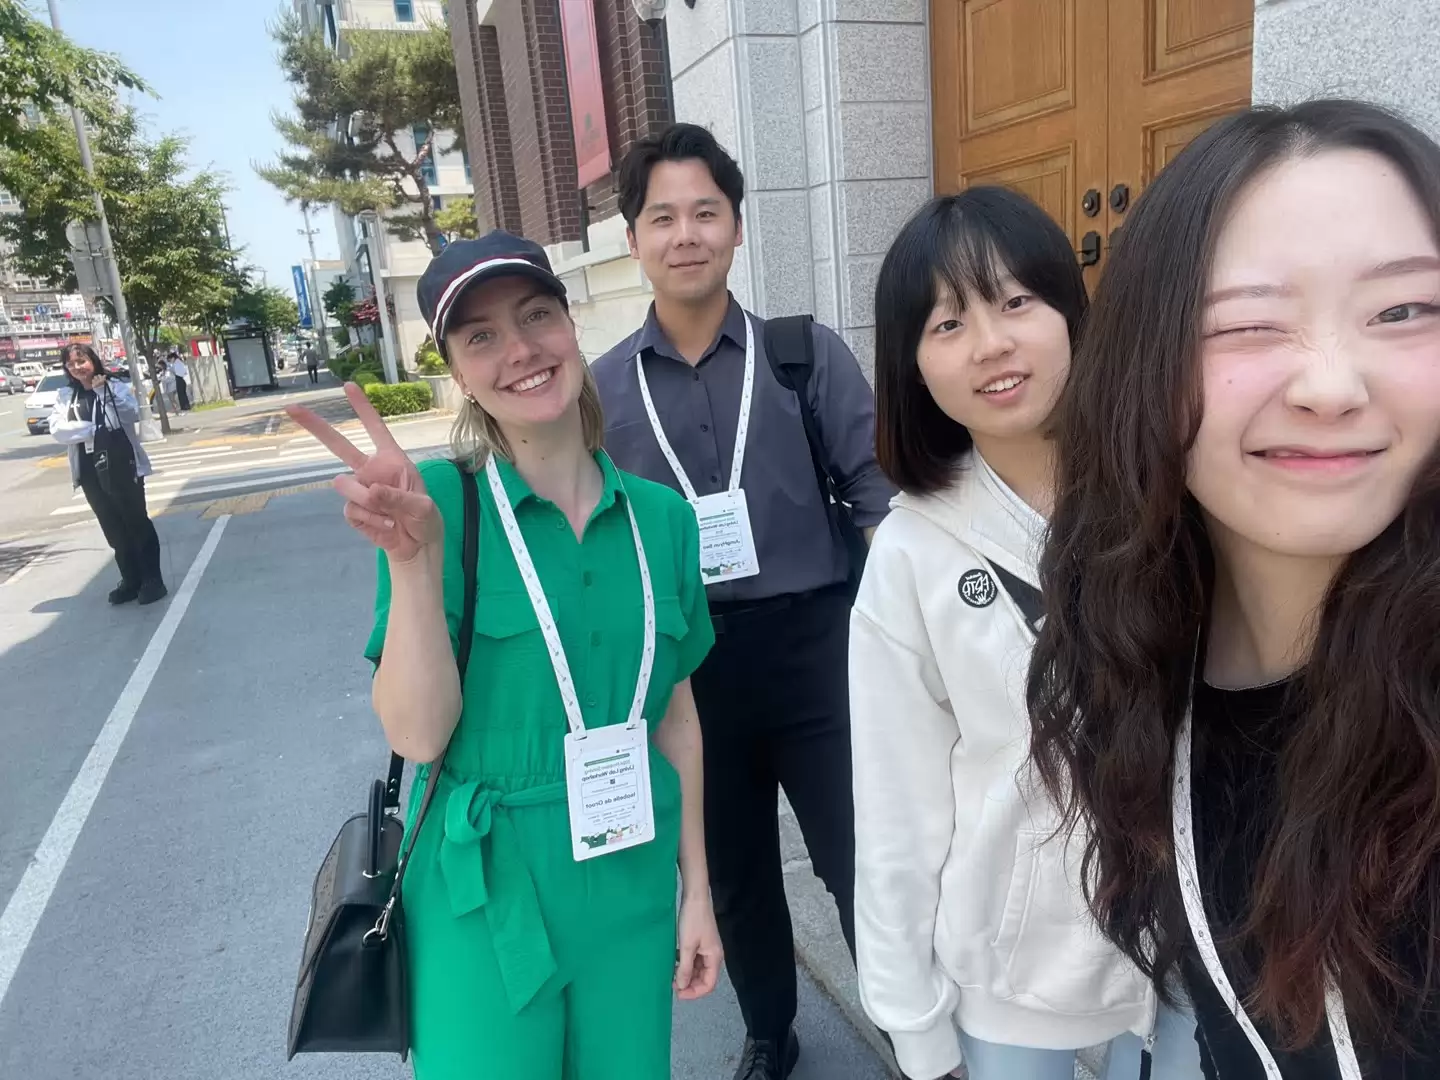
[850,189,1202,1080]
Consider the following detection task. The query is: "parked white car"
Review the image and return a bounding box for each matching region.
[24,372,70,435]
[13,361,46,390]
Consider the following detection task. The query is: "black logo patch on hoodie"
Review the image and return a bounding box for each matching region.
[958,568,997,608]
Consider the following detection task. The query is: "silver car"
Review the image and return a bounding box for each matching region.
[0,367,23,394]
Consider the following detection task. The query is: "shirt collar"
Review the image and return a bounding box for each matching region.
[636,293,747,366]
[491,449,625,518]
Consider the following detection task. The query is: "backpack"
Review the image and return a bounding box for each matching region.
[762,314,869,594]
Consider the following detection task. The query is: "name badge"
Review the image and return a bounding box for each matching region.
[564,722,656,862]
[692,489,760,584]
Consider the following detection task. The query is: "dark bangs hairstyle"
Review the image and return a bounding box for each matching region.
[1027,99,1440,1049]
[873,187,1087,495]
[61,343,103,394]
[618,123,745,230]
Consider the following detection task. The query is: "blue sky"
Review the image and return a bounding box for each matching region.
[53,0,341,299]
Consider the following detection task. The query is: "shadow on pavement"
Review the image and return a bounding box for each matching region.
[0,541,55,579]
[0,440,68,464]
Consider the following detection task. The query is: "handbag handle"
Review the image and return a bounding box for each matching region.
[369,462,480,940]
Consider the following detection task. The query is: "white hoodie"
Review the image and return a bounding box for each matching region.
[850,451,1155,1080]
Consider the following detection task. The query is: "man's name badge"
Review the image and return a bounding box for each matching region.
[692,489,760,584]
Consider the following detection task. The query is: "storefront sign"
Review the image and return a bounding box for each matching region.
[558,0,612,188]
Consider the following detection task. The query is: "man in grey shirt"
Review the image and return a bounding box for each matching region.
[593,124,894,1080]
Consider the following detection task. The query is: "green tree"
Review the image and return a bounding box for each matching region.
[257,11,462,255]
[0,0,150,174]
[0,109,238,354]
[231,283,301,334]
[435,194,480,242]
[322,277,356,323]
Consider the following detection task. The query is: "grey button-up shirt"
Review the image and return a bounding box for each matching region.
[593,297,895,604]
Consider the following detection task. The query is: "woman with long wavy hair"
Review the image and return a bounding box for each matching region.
[1028,99,1440,1077]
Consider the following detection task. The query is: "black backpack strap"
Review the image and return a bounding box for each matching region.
[763,314,830,503]
[985,558,1044,636]
[383,463,480,810]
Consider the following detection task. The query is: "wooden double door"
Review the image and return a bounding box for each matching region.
[931,0,1254,286]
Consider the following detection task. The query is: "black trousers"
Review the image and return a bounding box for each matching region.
[690,584,857,1045]
[307,365,319,384]
[175,375,191,411]
[78,461,162,587]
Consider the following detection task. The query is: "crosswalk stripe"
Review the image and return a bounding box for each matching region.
[50,464,347,515]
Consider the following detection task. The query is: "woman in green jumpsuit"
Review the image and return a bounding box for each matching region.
[290,231,723,1078]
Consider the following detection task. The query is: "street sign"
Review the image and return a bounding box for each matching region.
[65,221,111,299]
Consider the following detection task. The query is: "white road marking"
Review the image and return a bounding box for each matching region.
[48,465,347,514]
[0,514,230,1007]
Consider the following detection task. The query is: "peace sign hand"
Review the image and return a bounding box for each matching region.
[286,382,442,563]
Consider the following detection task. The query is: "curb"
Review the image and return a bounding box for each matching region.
[779,796,902,1076]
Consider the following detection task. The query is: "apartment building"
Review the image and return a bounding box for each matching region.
[0,189,97,366]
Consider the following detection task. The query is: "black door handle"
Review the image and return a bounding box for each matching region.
[1079,231,1102,267]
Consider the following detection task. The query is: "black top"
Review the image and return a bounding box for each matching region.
[1183,680,1440,1078]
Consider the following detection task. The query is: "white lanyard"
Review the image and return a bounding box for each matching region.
[484,453,655,736]
[1173,707,1363,1079]
[634,312,755,501]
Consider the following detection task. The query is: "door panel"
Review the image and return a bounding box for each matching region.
[932,0,1109,286]
[1107,0,1252,247]
[929,0,1252,279]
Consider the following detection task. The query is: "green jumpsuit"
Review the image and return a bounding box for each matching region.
[365,454,714,1079]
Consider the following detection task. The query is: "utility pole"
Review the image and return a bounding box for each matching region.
[359,211,399,384]
[297,204,330,363]
[47,0,170,438]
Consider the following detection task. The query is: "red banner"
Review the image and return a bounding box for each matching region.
[558,0,611,189]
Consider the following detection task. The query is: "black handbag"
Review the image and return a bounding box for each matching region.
[287,463,479,1060]
[91,385,139,497]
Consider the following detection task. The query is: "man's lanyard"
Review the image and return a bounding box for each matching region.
[634,312,755,501]
[484,453,656,736]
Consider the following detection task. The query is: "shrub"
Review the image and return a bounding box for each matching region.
[364,381,432,417]
[415,336,446,376]
[353,371,381,388]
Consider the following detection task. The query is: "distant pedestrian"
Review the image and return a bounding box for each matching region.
[303,343,319,385]
[48,343,167,606]
[169,349,191,410]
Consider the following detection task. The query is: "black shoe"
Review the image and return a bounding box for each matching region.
[107,582,140,605]
[734,1030,799,1080]
[137,580,168,605]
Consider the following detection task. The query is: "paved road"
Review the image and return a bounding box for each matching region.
[0,475,889,1078]
[0,373,449,541]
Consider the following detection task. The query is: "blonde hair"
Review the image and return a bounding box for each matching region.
[449,355,605,471]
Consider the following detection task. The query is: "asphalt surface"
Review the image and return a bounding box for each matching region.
[0,477,889,1079]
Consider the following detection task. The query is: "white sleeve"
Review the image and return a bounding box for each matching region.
[850,551,963,1080]
[48,391,94,445]
[105,380,142,424]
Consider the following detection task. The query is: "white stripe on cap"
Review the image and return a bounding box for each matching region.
[430,256,545,343]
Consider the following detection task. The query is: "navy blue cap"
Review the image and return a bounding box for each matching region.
[417,230,568,356]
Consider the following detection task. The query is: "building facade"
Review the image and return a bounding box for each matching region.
[441,0,1440,369]
[0,189,97,366]
[449,0,675,359]
[661,0,1440,375]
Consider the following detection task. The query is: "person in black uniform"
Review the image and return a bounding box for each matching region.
[49,344,167,606]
